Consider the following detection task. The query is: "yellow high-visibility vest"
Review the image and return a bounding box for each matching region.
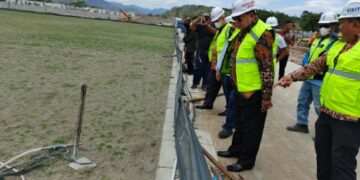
[235,20,277,92]
[320,41,360,118]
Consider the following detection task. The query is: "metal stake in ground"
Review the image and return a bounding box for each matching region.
[69,84,96,173]
[72,84,87,159]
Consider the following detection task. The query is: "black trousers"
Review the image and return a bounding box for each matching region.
[193,49,209,86]
[228,90,267,168]
[184,50,194,74]
[315,113,360,180]
[278,55,289,80]
[203,69,222,106]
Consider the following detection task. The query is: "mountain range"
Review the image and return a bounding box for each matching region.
[87,0,168,14]
[52,0,168,14]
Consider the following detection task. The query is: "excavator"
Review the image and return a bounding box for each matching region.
[118,9,132,22]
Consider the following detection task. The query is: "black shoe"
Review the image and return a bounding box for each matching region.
[218,110,227,116]
[286,123,309,133]
[217,151,237,158]
[227,163,252,172]
[218,129,233,139]
[195,104,213,109]
[191,84,197,89]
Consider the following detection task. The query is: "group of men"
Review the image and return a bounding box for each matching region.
[181,0,360,179]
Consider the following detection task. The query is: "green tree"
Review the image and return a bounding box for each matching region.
[163,5,299,25]
[299,11,321,31]
[257,9,299,26]
[32,0,52,2]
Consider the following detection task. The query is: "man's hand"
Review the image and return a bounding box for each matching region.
[216,71,221,81]
[274,74,293,88]
[202,20,209,26]
[262,99,273,111]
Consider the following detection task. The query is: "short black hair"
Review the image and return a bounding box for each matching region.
[285,20,293,24]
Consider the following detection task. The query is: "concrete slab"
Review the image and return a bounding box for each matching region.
[195,130,214,145]
[164,109,175,123]
[158,136,176,169]
[156,51,178,180]
[155,168,173,180]
[166,95,176,110]
[162,120,175,141]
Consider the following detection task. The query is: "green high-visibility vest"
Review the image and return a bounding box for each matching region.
[216,24,241,75]
[308,37,337,79]
[208,30,220,62]
[235,20,277,92]
[320,41,360,118]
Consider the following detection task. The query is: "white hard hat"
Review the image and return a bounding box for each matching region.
[230,0,257,18]
[339,0,360,19]
[225,15,235,23]
[318,11,338,24]
[266,16,278,27]
[211,7,225,22]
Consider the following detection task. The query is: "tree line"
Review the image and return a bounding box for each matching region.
[163,5,323,31]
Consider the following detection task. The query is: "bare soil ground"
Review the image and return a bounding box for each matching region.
[0,10,173,180]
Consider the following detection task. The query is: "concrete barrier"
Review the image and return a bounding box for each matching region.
[0,2,121,20]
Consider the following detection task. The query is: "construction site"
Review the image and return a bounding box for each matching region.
[0,0,359,179]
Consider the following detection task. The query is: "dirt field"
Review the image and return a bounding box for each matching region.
[0,10,173,179]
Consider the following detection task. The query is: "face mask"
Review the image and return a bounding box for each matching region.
[319,27,330,36]
[215,22,223,29]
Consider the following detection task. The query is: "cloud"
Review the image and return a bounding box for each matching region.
[106,0,348,16]
[273,0,346,16]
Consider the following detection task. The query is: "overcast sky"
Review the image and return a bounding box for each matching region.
[106,0,348,16]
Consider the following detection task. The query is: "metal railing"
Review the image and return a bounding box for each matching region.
[173,21,212,180]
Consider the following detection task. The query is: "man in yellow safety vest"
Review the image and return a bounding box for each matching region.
[276,0,360,179]
[287,12,339,133]
[217,0,277,172]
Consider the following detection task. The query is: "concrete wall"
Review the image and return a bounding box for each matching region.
[0,1,123,21]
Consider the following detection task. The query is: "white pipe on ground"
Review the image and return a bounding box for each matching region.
[0,162,26,180]
[171,157,177,180]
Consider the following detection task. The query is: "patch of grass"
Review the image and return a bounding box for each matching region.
[45,170,55,176]
[62,82,77,88]
[44,63,67,73]
[95,142,106,151]
[125,73,143,80]
[107,79,117,85]
[149,140,157,148]
[144,127,150,132]
[3,136,14,142]
[52,137,67,144]
[112,150,125,160]
[121,121,132,130]
[105,131,113,138]
[99,111,112,117]
[0,150,6,158]
[116,138,123,144]
[40,122,48,129]
[9,80,28,90]
[44,91,58,101]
